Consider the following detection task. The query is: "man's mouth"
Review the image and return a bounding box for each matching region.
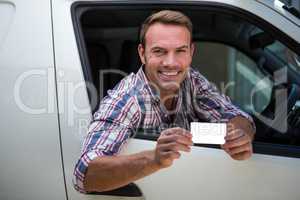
[160,71,179,76]
[158,71,181,81]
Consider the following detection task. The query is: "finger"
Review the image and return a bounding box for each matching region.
[226,123,236,132]
[162,127,192,138]
[158,134,193,146]
[173,127,192,137]
[174,136,194,146]
[160,142,191,152]
[227,143,252,156]
[226,123,241,134]
[225,129,244,141]
[159,142,191,153]
[220,144,230,154]
[161,151,181,160]
[223,134,251,149]
[230,151,252,160]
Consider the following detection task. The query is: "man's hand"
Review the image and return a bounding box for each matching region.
[154,127,193,168]
[84,128,193,192]
[221,116,255,160]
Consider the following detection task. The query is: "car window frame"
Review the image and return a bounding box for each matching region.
[71,1,300,159]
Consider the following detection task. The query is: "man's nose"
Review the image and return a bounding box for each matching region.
[162,53,178,67]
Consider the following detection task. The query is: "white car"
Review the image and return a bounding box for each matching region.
[1,0,300,200]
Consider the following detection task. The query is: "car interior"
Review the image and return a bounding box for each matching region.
[74,5,300,147]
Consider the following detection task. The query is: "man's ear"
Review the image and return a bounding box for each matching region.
[138,44,146,64]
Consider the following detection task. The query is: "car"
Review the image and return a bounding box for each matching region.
[1,0,300,200]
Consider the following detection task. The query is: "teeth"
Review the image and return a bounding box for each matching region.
[161,71,178,76]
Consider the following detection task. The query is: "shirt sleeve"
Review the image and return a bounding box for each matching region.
[73,93,141,193]
[191,69,255,125]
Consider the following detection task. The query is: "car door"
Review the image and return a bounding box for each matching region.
[54,1,300,200]
[0,0,66,200]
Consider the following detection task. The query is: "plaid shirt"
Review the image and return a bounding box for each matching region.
[73,66,253,192]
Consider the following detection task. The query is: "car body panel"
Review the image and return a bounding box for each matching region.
[256,0,300,27]
[51,0,93,199]
[123,139,300,200]
[54,1,300,200]
[0,0,66,200]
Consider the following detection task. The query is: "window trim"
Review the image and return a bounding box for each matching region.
[71,1,300,159]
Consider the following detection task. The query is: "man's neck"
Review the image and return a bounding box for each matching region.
[160,91,178,111]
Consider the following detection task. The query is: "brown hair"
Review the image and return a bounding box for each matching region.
[140,10,193,46]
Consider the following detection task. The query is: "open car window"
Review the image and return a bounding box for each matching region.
[72,2,300,157]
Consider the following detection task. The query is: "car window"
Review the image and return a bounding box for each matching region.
[266,41,300,73]
[72,3,300,157]
[193,42,273,114]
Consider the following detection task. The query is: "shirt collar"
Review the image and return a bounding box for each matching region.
[136,65,161,104]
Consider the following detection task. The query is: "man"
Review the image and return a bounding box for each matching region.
[74,10,255,193]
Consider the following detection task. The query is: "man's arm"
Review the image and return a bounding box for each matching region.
[83,127,193,192]
[84,150,159,192]
[221,116,255,160]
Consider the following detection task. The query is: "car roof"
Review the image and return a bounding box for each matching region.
[256,0,300,27]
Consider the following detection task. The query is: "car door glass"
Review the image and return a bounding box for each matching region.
[192,42,273,114]
[266,41,300,73]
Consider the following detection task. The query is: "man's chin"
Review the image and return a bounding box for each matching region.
[159,82,180,94]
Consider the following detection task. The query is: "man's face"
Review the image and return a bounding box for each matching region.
[138,23,194,98]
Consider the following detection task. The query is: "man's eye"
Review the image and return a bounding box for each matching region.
[177,49,187,53]
[153,50,165,55]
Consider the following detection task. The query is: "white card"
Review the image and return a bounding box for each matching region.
[190,122,226,144]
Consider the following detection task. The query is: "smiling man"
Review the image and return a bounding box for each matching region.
[139,21,193,110]
[74,10,256,193]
